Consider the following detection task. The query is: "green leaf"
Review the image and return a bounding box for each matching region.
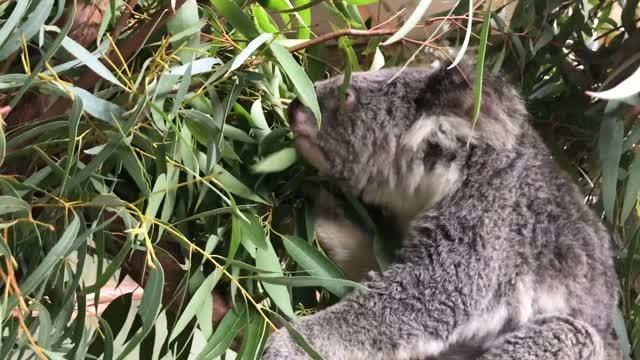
[195,305,248,360]
[281,235,350,296]
[61,36,125,89]
[170,269,223,340]
[345,0,378,3]
[211,0,261,39]
[253,5,280,33]
[20,214,80,295]
[622,153,640,221]
[0,0,29,49]
[230,33,273,72]
[0,119,5,168]
[171,62,193,118]
[251,147,297,173]
[69,86,125,124]
[256,237,296,319]
[9,0,76,108]
[250,97,271,132]
[0,232,13,260]
[269,43,321,122]
[295,0,312,39]
[205,163,269,204]
[267,311,322,360]
[598,107,624,222]
[239,212,268,251]
[237,311,268,359]
[586,65,640,100]
[447,0,473,68]
[471,0,492,130]
[370,47,385,71]
[0,196,30,216]
[0,0,54,61]
[115,258,164,360]
[382,0,433,45]
[166,0,200,63]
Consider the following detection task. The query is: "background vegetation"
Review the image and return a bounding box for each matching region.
[0,0,638,359]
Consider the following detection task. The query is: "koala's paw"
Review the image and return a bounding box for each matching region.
[303,187,377,281]
[262,328,308,360]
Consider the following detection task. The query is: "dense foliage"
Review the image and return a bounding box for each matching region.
[0,0,638,359]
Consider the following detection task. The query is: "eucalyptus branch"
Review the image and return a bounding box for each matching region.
[287,15,483,53]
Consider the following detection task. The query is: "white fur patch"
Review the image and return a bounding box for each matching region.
[395,339,446,360]
[314,217,377,281]
[361,162,461,226]
[449,305,510,345]
[401,112,522,151]
[513,277,570,326]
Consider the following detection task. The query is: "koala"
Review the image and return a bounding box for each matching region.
[261,61,621,360]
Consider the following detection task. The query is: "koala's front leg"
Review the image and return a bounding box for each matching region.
[262,263,484,360]
[478,316,606,360]
[308,188,378,281]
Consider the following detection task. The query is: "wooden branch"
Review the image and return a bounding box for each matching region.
[287,28,397,53]
[112,0,139,40]
[6,0,187,129]
[287,15,482,53]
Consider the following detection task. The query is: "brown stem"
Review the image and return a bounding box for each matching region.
[287,16,483,53]
[112,0,139,40]
[287,28,397,52]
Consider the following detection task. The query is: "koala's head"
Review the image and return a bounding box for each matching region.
[288,61,527,220]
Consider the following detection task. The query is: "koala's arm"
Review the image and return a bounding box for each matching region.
[477,316,605,360]
[309,188,378,281]
[262,262,482,360]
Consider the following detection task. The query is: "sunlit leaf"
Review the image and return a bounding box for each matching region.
[587,65,640,100]
[170,269,222,340]
[382,0,433,45]
[270,43,321,122]
[599,107,624,222]
[281,235,350,296]
[256,237,296,319]
[0,196,30,216]
[251,147,297,173]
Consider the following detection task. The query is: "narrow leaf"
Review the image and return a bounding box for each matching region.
[251,147,297,173]
[622,153,640,221]
[382,0,433,45]
[230,33,273,72]
[170,269,222,340]
[20,214,81,294]
[281,235,349,296]
[256,238,296,319]
[587,65,640,100]
[0,196,30,216]
[61,36,125,88]
[599,109,624,222]
[470,0,492,130]
[270,43,321,122]
[447,0,473,69]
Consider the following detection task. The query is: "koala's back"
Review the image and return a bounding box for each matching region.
[397,128,618,354]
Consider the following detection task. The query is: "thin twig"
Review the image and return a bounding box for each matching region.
[113,0,139,40]
[288,15,481,53]
[288,28,397,52]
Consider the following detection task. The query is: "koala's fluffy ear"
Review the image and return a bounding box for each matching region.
[412,60,525,149]
[413,61,474,114]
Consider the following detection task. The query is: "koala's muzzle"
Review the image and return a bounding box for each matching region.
[287,97,330,173]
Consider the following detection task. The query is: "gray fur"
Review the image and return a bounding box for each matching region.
[263,62,620,359]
